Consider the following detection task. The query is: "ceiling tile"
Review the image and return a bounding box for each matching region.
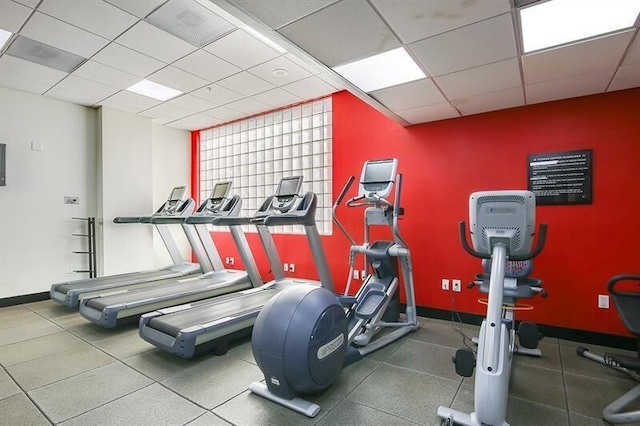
[252,88,302,108]
[371,0,510,44]
[167,113,222,130]
[147,66,208,93]
[91,43,165,77]
[410,13,516,77]
[226,0,339,29]
[523,31,634,85]
[167,94,218,113]
[0,0,32,32]
[50,74,119,101]
[225,97,269,115]
[105,0,167,18]
[453,86,524,116]
[0,55,66,95]
[139,102,192,124]
[217,71,274,96]
[278,0,400,67]
[435,58,521,100]
[72,60,140,89]
[203,105,245,121]
[19,11,108,57]
[204,29,280,69]
[0,54,67,86]
[248,56,312,86]
[191,84,243,105]
[282,76,335,99]
[115,20,197,63]
[38,0,138,39]
[526,69,615,105]
[370,78,446,110]
[12,0,40,8]
[97,90,161,112]
[145,0,235,48]
[608,63,640,92]
[395,103,460,125]
[622,34,640,65]
[45,85,108,106]
[172,50,240,83]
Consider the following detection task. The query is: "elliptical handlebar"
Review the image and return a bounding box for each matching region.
[333,176,357,246]
[458,221,548,261]
[607,275,640,298]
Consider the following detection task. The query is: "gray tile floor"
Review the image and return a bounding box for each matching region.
[1,300,638,425]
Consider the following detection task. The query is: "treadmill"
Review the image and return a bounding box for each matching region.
[51,186,207,308]
[139,176,335,358]
[78,182,263,328]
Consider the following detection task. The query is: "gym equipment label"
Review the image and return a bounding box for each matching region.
[317,333,344,360]
[528,149,592,205]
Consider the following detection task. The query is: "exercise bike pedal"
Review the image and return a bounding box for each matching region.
[518,321,542,349]
[452,348,475,377]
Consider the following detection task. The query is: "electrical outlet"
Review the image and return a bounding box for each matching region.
[361,270,366,280]
[225,257,230,264]
[283,263,289,272]
[441,278,450,291]
[65,264,74,274]
[229,257,234,266]
[64,196,79,205]
[353,270,359,280]
[453,279,462,292]
[598,294,609,309]
[289,263,295,273]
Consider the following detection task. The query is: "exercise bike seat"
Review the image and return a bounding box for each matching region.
[477,282,541,299]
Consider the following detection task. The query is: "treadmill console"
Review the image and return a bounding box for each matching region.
[272,176,303,212]
[196,181,232,214]
[162,186,187,213]
[359,158,398,200]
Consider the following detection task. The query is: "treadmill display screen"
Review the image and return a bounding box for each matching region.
[363,161,394,183]
[211,182,230,199]
[277,177,302,196]
[169,186,186,201]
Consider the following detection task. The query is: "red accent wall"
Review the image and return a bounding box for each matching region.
[193,88,640,337]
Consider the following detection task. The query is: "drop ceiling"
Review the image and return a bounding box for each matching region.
[0,0,638,130]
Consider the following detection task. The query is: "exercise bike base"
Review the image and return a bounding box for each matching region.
[248,381,320,418]
[437,406,509,426]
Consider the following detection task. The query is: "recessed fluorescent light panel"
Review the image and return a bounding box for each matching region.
[520,0,640,53]
[244,26,287,53]
[6,35,86,72]
[127,79,183,101]
[0,29,12,51]
[146,0,235,47]
[333,47,426,93]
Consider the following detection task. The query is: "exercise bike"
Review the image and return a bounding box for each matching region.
[249,158,419,417]
[438,190,547,426]
[577,275,640,424]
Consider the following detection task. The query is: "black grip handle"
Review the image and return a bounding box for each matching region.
[459,221,548,261]
[114,216,141,224]
[607,274,640,298]
[207,216,251,226]
[185,216,216,224]
[264,213,305,226]
[150,216,186,224]
[334,176,355,208]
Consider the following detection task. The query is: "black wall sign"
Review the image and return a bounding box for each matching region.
[528,149,592,205]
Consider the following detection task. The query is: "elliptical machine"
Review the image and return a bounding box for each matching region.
[438,190,548,426]
[249,158,418,417]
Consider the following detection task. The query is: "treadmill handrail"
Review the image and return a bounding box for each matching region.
[198,216,252,226]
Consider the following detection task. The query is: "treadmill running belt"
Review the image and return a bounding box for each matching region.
[56,270,177,294]
[148,289,278,337]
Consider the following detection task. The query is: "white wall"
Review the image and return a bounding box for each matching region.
[151,123,191,267]
[97,107,154,276]
[0,87,97,299]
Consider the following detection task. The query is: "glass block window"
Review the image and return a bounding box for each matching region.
[199,97,332,235]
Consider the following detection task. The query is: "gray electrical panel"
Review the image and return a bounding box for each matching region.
[0,143,5,186]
